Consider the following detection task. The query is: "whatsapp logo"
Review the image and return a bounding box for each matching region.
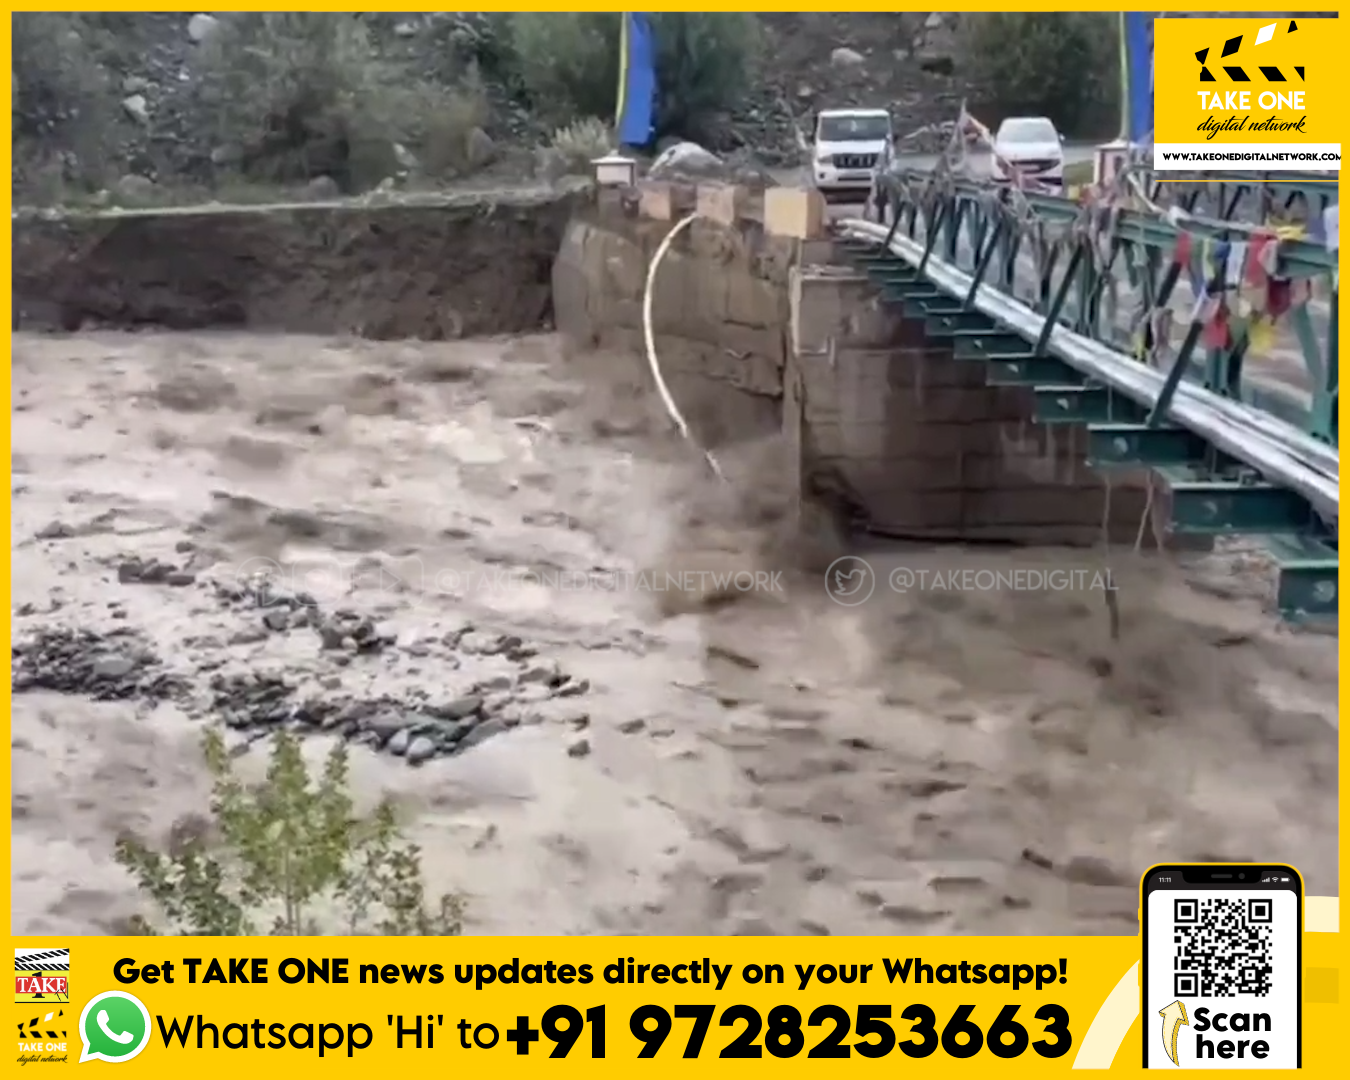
[78,990,152,1064]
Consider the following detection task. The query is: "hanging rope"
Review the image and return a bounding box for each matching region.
[642,213,726,483]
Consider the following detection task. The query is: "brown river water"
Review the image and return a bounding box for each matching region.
[9,329,1338,936]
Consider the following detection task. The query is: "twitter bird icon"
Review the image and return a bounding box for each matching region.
[825,556,875,607]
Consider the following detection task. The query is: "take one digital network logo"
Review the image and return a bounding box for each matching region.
[16,947,72,1065]
[1154,16,1341,171]
[17,1007,70,1064]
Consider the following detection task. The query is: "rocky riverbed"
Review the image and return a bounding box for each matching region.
[10,328,1338,936]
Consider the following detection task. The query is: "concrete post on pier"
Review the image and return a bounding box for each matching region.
[1092,139,1138,188]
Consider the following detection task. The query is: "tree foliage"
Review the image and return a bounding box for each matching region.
[187,12,407,191]
[960,12,1120,139]
[115,727,464,936]
[508,12,760,145]
[187,12,491,192]
[11,13,117,190]
[509,13,618,124]
[548,117,615,176]
[649,12,762,143]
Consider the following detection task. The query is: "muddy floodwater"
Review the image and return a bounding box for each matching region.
[9,330,1338,936]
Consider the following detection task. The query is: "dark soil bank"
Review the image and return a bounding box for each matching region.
[12,190,587,338]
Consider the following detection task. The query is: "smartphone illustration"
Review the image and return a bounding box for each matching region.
[1142,864,1302,1069]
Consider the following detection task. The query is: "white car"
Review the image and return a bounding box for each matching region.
[991,116,1065,193]
[811,108,893,203]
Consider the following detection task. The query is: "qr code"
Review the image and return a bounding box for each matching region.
[1172,897,1273,998]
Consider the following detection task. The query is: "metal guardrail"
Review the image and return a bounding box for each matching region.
[1148,171,1339,222]
[837,169,1338,618]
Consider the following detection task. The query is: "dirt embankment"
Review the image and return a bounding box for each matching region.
[12,190,588,338]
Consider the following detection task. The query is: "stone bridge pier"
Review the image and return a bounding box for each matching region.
[552,183,1153,547]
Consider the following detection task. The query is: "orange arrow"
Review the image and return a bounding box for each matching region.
[1159,1000,1190,1065]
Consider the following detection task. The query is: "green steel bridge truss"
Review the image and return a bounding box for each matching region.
[839,169,1339,619]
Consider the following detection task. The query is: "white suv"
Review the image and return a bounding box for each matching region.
[991,116,1065,193]
[811,108,893,203]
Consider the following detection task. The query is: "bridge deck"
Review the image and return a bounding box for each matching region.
[837,170,1338,619]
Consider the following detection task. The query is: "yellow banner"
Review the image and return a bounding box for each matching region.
[1153,16,1340,157]
[7,933,1345,1072]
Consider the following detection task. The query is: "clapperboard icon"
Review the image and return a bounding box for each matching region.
[1196,19,1305,83]
[15,948,70,1004]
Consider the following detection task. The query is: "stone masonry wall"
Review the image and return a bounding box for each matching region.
[790,264,1156,545]
[552,209,792,450]
[553,187,1166,549]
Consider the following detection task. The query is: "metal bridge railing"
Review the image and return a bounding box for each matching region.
[836,167,1338,618]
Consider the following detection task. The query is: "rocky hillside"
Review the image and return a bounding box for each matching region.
[10,12,985,201]
[723,13,968,156]
[12,11,1327,204]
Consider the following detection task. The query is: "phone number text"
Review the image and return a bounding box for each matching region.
[448,1002,1072,1061]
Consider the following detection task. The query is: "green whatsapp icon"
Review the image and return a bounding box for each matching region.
[78,990,152,1064]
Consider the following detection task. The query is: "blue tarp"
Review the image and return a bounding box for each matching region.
[1122,12,1155,145]
[617,13,657,147]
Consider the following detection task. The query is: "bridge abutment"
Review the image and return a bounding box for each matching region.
[788,261,1156,545]
[553,192,1158,547]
